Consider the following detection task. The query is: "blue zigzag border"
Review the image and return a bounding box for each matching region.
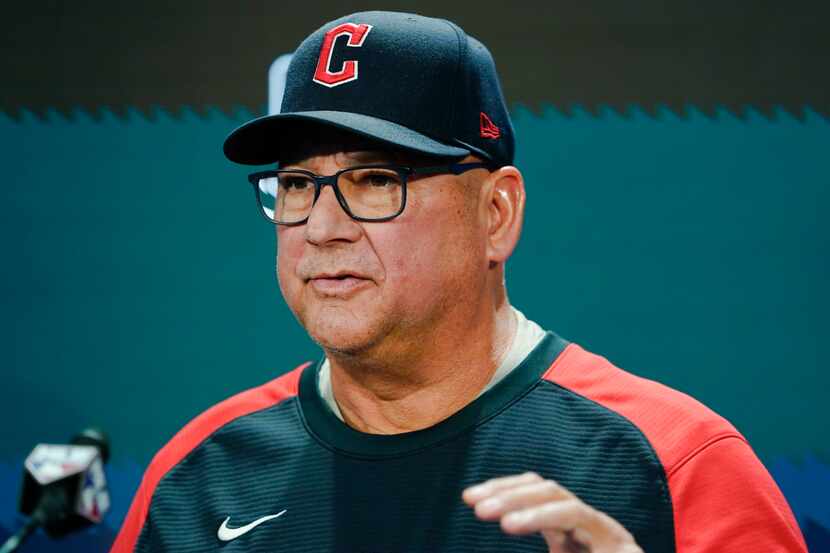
[1,103,829,126]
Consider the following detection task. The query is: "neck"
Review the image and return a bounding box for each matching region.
[326,292,516,434]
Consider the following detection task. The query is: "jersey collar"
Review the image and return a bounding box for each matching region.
[297,331,569,459]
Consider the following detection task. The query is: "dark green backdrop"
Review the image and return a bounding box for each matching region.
[3,3,830,549]
[1,106,828,548]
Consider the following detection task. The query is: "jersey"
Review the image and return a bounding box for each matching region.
[111,332,807,552]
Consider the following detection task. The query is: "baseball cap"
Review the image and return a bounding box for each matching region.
[223,11,514,167]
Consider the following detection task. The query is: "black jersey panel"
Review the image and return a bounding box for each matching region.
[136,371,675,552]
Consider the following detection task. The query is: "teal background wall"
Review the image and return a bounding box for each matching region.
[1,106,828,549]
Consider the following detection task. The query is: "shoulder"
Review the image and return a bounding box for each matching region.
[145,363,308,481]
[111,363,309,552]
[543,343,807,551]
[541,342,741,475]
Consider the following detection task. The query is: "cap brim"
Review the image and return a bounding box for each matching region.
[223,110,470,165]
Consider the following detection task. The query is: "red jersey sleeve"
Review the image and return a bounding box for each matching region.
[668,434,807,552]
[110,473,149,553]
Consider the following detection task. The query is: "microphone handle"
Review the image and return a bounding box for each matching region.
[0,515,41,553]
[1,484,68,553]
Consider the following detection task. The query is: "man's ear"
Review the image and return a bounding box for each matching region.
[483,166,525,265]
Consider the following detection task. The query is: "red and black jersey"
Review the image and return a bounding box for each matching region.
[111,333,806,552]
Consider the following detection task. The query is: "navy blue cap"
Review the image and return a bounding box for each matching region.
[223,11,514,167]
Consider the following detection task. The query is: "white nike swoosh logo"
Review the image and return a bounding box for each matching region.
[217,510,287,542]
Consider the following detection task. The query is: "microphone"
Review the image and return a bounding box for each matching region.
[0,428,111,553]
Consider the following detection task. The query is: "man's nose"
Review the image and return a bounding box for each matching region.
[304,184,362,245]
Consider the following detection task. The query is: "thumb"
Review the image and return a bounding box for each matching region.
[542,529,591,553]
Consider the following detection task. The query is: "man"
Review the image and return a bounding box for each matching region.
[111,11,807,553]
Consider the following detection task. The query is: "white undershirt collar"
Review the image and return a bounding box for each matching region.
[317,306,547,422]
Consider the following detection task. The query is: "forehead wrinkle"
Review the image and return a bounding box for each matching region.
[283,146,451,173]
[337,149,398,165]
[280,149,400,173]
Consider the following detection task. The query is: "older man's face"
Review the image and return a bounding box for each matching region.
[275,141,490,359]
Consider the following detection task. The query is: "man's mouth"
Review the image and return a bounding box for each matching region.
[307,273,372,296]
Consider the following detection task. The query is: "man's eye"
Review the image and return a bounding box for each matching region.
[281,177,311,190]
[362,172,400,187]
[370,175,392,187]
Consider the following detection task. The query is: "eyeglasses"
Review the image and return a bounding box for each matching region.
[247,162,489,225]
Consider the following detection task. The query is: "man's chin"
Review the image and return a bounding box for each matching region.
[313,336,378,359]
[305,320,382,357]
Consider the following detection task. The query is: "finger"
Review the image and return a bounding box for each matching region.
[500,499,591,535]
[560,529,592,553]
[462,472,543,504]
[539,530,568,553]
[501,500,634,548]
[473,480,573,520]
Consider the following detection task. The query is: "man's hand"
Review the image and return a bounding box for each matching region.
[462,472,643,553]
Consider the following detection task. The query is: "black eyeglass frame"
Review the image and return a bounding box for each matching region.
[247,162,490,225]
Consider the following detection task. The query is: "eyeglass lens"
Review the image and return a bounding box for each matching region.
[256,167,404,223]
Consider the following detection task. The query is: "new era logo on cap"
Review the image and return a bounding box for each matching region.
[479,112,501,139]
[224,11,515,168]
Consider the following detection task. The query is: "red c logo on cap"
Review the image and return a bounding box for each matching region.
[313,23,373,88]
